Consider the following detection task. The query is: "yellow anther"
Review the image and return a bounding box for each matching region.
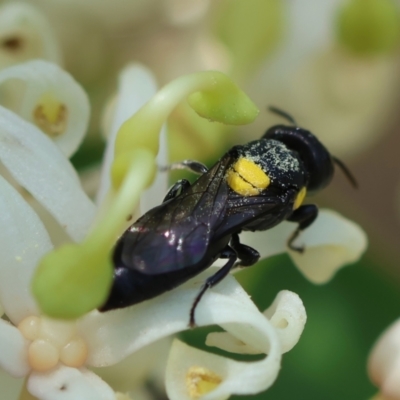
[226,158,270,196]
[33,91,67,137]
[1,36,23,51]
[18,316,41,341]
[28,339,59,372]
[18,315,89,371]
[186,366,222,399]
[293,187,307,210]
[60,337,88,367]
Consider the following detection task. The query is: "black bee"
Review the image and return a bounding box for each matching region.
[100,107,356,326]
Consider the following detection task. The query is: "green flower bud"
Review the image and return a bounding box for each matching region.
[337,0,400,55]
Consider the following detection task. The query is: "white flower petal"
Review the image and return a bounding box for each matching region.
[368,319,400,400]
[263,290,306,353]
[247,0,400,158]
[0,3,61,69]
[240,209,367,283]
[92,338,171,392]
[0,175,52,323]
[78,271,262,366]
[245,0,337,141]
[288,209,367,283]
[0,60,89,157]
[238,224,286,262]
[166,334,277,400]
[255,0,336,89]
[164,0,210,26]
[28,366,115,400]
[206,290,306,355]
[174,307,281,399]
[79,270,284,400]
[0,106,96,242]
[35,0,159,32]
[79,166,102,200]
[97,64,158,205]
[0,367,24,400]
[0,319,30,377]
[205,333,260,355]
[166,340,229,400]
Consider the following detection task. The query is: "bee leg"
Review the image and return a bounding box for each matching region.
[160,160,208,175]
[163,179,191,202]
[230,233,260,268]
[286,205,318,253]
[189,246,237,328]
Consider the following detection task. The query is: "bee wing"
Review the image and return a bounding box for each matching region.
[215,187,291,235]
[116,156,233,274]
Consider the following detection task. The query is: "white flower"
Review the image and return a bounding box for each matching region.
[0,170,305,399]
[4,1,398,167]
[0,59,367,400]
[23,0,223,86]
[239,208,367,284]
[245,0,400,159]
[0,60,110,399]
[0,2,61,70]
[368,319,400,400]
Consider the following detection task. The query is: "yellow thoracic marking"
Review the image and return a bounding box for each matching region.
[226,157,270,196]
[226,170,258,195]
[293,187,307,210]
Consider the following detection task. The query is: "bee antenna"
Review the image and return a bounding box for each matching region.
[332,156,358,188]
[268,106,297,125]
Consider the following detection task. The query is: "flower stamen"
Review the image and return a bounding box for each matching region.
[186,366,222,398]
[33,92,68,137]
[1,36,24,51]
[59,337,88,367]
[18,315,40,341]
[28,339,59,372]
[18,316,88,372]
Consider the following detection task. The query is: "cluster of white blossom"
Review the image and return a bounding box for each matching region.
[3,1,400,399]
